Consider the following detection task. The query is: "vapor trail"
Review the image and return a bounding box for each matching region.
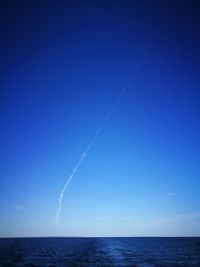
[56,72,134,225]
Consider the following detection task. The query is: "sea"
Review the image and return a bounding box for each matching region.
[0,237,200,266]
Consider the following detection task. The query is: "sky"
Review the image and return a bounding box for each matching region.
[1,0,200,237]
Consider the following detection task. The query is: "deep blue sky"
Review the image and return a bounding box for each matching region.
[1,0,200,237]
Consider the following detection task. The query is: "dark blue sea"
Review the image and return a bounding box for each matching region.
[0,237,200,266]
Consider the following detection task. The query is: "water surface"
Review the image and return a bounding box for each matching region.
[0,237,200,266]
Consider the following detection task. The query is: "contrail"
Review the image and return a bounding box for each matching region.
[56,72,135,225]
[56,3,173,225]
[56,24,161,225]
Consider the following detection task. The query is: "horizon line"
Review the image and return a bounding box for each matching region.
[0,235,200,239]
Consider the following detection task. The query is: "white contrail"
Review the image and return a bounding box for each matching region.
[56,9,168,224]
[56,128,100,225]
[56,72,135,225]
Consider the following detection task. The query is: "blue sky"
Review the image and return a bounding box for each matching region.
[1,0,200,237]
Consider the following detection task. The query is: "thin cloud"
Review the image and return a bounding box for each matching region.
[167,192,176,196]
[1,201,27,212]
[14,205,27,211]
[153,212,200,225]
[122,216,132,220]
[95,216,106,221]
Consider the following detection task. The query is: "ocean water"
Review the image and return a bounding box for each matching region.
[0,237,200,266]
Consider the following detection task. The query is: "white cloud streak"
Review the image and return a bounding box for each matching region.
[167,192,176,196]
[153,212,200,225]
[1,201,27,212]
[56,73,134,225]
[14,205,27,211]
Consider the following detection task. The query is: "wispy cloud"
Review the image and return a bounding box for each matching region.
[153,212,200,225]
[13,205,27,211]
[95,216,107,221]
[1,201,27,212]
[122,216,132,220]
[167,192,176,196]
